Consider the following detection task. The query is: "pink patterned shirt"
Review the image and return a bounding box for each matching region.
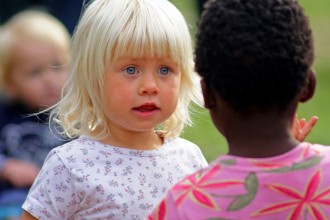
[149,143,330,220]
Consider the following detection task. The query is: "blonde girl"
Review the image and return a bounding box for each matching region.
[21,0,207,219]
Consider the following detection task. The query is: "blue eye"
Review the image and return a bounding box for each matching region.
[124,66,137,75]
[159,67,170,75]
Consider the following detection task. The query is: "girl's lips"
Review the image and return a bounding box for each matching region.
[132,103,160,117]
[133,103,159,110]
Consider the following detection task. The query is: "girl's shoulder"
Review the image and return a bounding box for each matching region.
[165,136,199,148]
[50,135,102,157]
[165,137,207,163]
[306,142,330,158]
[164,136,204,155]
[308,142,330,151]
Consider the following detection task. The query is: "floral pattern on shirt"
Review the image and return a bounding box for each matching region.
[149,143,330,220]
[22,136,208,220]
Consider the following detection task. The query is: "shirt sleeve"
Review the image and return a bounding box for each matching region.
[195,147,209,168]
[189,142,209,169]
[22,149,78,219]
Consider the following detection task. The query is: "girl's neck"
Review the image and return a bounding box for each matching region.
[226,128,299,158]
[96,127,164,151]
[224,113,299,158]
[210,94,300,158]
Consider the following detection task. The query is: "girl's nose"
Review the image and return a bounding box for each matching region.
[138,73,160,95]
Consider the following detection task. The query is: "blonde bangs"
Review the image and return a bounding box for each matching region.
[112,18,180,65]
[100,0,185,68]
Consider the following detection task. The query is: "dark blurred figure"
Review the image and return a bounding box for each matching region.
[0,0,90,34]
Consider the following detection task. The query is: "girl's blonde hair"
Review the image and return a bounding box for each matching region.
[53,0,202,139]
[0,10,71,87]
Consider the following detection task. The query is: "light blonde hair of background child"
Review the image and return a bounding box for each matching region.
[0,10,71,88]
[51,0,202,139]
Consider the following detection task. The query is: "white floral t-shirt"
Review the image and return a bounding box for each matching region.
[22,136,207,219]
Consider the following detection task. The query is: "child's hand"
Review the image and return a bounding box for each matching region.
[292,114,318,142]
[0,159,39,187]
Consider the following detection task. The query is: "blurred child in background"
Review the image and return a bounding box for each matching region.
[0,10,71,218]
[149,0,326,219]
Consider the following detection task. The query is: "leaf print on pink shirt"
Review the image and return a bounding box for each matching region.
[250,156,322,173]
[227,173,258,211]
[253,170,330,219]
[250,144,322,173]
[172,164,242,210]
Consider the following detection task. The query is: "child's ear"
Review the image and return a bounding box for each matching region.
[200,79,216,109]
[299,69,316,103]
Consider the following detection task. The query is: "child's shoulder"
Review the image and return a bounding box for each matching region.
[307,142,330,155]
[165,137,207,164]
[45,136,106,167]
[165,136,202,152]
[167,136,198,146]
[53,135,94,152]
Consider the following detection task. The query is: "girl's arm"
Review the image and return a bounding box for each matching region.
[21,211,38,220]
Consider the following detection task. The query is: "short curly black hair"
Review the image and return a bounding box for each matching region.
[195,0,314,113]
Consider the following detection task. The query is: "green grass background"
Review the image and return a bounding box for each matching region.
[171,0,330,162]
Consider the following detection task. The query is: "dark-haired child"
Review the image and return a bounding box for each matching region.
[149,0,329,219]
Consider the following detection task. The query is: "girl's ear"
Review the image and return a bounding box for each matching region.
[200,79,216,109]
[299,69,316,103]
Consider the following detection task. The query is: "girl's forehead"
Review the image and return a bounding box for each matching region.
[111,36,181,61]
[118,56,174,61]
[112,56,179,65]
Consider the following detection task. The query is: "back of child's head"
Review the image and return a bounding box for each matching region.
[0,9,71,108]
[195,0,314,114]
[53,0,201,139]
